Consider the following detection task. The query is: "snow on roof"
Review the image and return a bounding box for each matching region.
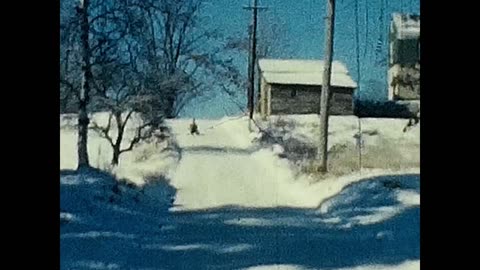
[392,13,420,40]
[258,59,357,89]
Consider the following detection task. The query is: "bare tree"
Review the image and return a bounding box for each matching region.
[60,0,82,114]
[134,0,223,118]
[77,0,94,169]
[86,0,234,164]
[60,0,244,166]
[84,0,165,165]
[89,45,184,165]
[61,0,128,168]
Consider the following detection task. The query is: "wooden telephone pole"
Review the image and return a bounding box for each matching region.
[244,0,267,120]
[317,0,336,172]
[355,0,363,171]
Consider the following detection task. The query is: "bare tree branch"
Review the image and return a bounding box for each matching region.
[120,121,153,154]
[90,113,115,148]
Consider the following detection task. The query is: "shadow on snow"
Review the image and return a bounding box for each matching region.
[60,172,419,270]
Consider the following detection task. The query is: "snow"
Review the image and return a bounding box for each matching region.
[60,114,419,213]
[145,243,254,254]
[272,144,285,155]
[167,117,320,210]
[61,231,137,239]
[241,261,419,270]
[262,114,420,148]
[258,59,357,88]
[242,265,310,270]
[316,174,420,228]
[392,13,420,40]
[257,115,420,172]
[61,114,419,269]
[326,260,420,270]
[259,59,349,74]
[165,116,418,211]
[60,168,419,269]
[71,261,120,270]
[396,190,420,206]
[60,212,76,223]
[60,113,179,185]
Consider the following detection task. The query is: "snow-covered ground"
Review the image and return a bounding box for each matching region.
[257,115,419,151]
[242,260,419,270]
[165,116,419,211]
[167,117,323,210]
[60,169,419,270]
[60,114,419,270]
[60,113,179,185]
[255,115,419,175]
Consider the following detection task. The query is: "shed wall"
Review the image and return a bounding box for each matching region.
[268,84,354,115]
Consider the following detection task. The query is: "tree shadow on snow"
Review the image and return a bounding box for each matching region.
[60,174,420,270]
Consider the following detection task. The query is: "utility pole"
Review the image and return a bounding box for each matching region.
[77,0,92,169]
[244,0,267,120]
[317,0,336,172]
[355,0,363,171]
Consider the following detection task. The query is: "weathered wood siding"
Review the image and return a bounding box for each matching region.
[269,84,354,115]
[260,77,270,118]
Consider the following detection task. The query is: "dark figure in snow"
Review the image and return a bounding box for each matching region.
[403,112,420,132]
[190,118,200,135]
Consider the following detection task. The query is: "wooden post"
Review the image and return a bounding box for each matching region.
[248,0,258,120]
[355,0,363,171]
[317,0,336,172]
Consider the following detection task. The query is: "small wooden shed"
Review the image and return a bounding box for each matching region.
[258,59,357,118]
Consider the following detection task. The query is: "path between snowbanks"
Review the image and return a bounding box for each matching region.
[166,117,419,211]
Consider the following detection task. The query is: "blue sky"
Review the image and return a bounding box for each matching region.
[180,0,420,119]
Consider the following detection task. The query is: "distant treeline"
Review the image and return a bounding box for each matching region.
[354,100,420,119]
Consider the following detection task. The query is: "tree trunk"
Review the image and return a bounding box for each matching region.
[77,0,92,170]
[317,0,336,172]
[111,145,120,166]
[111,112,125,166]
[166,95,176,119]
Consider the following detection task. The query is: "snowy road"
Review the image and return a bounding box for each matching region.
[61,117,420,270]
[166,118,419,212]
[167,118,324,210]
[60,170,420,270]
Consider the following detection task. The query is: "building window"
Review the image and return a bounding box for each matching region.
[291,89,297,98]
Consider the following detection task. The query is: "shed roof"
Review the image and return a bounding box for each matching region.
[392,13,420,40]
[258,59,357,89]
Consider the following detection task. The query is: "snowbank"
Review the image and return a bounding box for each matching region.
[317,173,420,228]
[241,260,419,270]
[60,168,177,269]
[328,260,419,270]
[255,115,419,175]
